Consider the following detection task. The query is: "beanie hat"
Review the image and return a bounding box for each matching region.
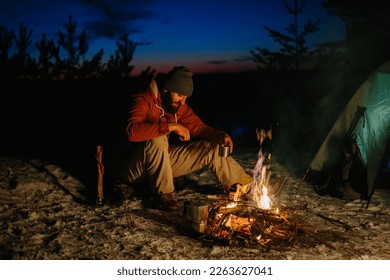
[162,66,194,97]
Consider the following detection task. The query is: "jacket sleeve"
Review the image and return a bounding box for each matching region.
[125,94,169,142]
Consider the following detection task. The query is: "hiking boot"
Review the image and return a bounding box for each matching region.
[103,185,125,207]
[153,193,181,211]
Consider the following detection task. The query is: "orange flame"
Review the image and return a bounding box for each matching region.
[251,128,274,210]
[253,159,272,209]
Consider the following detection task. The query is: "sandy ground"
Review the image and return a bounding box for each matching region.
[1,146,390,260]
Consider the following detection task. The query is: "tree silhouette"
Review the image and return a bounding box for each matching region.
[35,33,61,79]
[107,34,136,78]
[10,23,36,79]
[0,16,155,81]
[251,0,320,70]
[79,49,104,79]
[57,15,90,77]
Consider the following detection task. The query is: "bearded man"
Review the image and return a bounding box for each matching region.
[119,66,253,211]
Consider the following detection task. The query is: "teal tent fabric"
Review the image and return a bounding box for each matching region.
[310,61,390,199]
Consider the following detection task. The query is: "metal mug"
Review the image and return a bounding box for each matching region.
[219,144,230,157]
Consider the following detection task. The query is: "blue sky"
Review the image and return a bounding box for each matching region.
[0,0,345,75]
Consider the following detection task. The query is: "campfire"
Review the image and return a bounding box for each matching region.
[184,128,313,250]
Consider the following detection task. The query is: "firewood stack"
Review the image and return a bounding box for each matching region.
[197,199,314,250]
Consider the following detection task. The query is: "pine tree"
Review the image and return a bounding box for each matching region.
[12,23,35,78]
[251,0,320,70]
[35,33,61,79]
[57,15,89,78]
[107,34,136,77]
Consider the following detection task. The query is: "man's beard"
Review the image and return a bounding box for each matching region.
[161,92,180,114]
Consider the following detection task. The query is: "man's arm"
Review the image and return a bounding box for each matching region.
[126,95,169,142]
[178,105,234,151]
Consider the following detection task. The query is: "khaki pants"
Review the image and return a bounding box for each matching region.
[120,136,253,194]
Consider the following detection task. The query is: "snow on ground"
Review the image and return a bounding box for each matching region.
[1,146,390,260]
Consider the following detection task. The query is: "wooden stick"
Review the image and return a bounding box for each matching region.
[316,213,352,231]
[96,145,104,204]
[299,168,310,185]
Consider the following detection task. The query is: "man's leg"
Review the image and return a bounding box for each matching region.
[120,136,175,195]
[169,140,253,187]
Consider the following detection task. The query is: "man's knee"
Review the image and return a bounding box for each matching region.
[146,136,169,151]
[200,140,219,154]
[191,140,219,159]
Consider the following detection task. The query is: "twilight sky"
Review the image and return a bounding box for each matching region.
[0,0,345,75]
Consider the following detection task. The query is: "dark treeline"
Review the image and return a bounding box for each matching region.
[0,16,154,81]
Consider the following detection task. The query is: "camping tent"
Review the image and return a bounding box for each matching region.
[309,60,390,201]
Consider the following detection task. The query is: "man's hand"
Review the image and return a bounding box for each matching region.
[168,123,191,141]
[217,132,234,153]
